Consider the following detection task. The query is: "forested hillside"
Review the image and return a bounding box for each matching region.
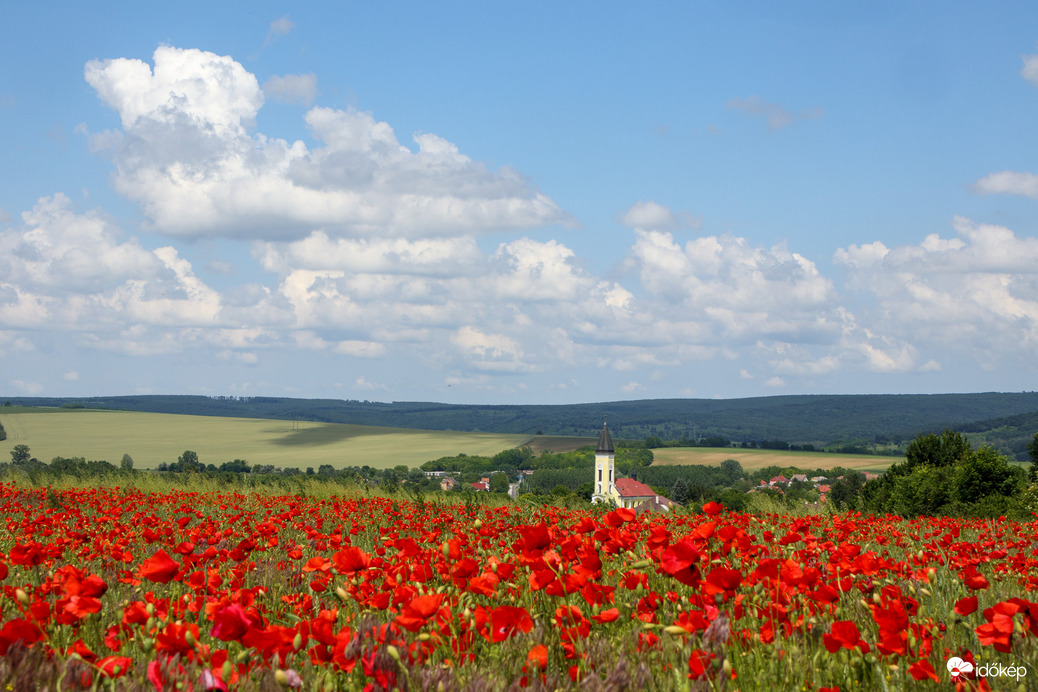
[5,393,1038,452]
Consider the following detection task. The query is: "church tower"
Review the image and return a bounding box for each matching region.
[591,421,616,505]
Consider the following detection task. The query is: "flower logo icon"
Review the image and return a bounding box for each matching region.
[946,657,974,679]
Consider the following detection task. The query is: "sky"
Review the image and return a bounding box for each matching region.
[2,2,1038,405]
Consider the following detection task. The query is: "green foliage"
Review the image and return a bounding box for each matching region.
[954,446,1021,504]
[828,471,864,509]
[120,453,134,471]
[489,472,510,493]
[11,444,31,464]
[0,419,5,441]
[1028,432,1038,483]
[903,430,971,470]
[862,430,1028,518]
[888,465,953,517]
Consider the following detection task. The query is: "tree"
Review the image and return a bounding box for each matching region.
[720,459,744,485]
[10,444,30,464]
[828,471,864,509]
[904,430,971,470]
[671,478,690,504]
[178,450,200,469]
[954,447,1019,505]
[1028,432,1038,484]
[489,473,510,494]
[644,435,664,449]
[120,454,134,471]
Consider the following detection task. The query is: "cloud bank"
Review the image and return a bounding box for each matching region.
[4,43,1038,399]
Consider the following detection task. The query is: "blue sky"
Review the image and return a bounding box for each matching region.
[3,2,1038,404]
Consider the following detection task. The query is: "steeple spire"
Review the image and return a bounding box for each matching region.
[596,421,613,453]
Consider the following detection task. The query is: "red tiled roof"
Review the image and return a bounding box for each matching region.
[471,482,488,491]
[632,495,677,514]
[614,478,656,498]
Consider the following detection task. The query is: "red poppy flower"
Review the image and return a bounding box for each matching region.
[98,656,133,678]
[210,603,256,642]
[907,659,938,682]
[487,605,533,642]
[331,547,370,576]
[955,596,978,616]
[139,549,180,584]
[823,620,863,653]
[702,501,723,516]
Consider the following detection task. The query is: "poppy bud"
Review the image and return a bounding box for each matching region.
[441,542,450,558]
[293,632,302,650]
[335,586,348,601]
[146,603,155,616]
[274,670,289,686]
[632,559,652,570]
[235,650,251,665]
[722,658,733,677]
[419,633,432,642]
[140,638,153,653]
[222,660,233,681]
[14,589,28,606]
[919,588,931,598]
[386,645,401,662]
[663,625,687,635]
[185,629,196,647]
[474,519,482,529]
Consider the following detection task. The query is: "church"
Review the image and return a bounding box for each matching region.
[591,422,675,511]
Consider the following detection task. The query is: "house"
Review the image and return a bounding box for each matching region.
[631,494,678,515]
[811,476,828,484]
[769,475,789,486]
[614,478,659,509]
[863,472,880,482]
[471,481,489,491]
[789,474,808,484]
[440,477,458,491]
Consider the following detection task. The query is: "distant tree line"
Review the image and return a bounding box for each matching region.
[829,431,1038,518]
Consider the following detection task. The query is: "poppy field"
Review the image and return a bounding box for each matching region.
[0,482,1035,690]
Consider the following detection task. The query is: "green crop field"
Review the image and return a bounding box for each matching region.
[651,446,896,472]
[0,409,531,470]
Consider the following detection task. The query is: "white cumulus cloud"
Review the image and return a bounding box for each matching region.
[83,46,569,241]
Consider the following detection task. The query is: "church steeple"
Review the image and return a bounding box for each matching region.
[592,421,616,505]
[596,421,614,453]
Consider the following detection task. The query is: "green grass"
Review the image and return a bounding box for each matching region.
[0,408,531,470]
[651,446,896,472]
